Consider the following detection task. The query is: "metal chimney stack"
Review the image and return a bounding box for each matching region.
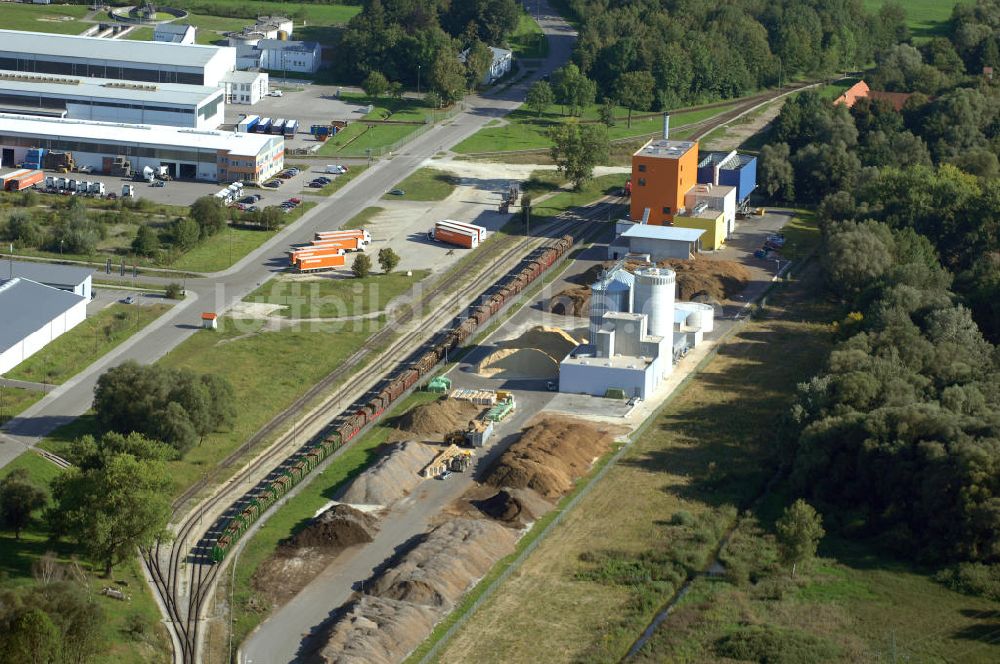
[662,113,670,140]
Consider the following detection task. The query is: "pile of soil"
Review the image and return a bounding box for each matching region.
[284,504,379,550]
[311,596,437,664]
[659,257,750,301]
[338,441,438,507]
[477,347,560,379]
[484,415,617,499]
[472,487,554,528]
[392,398,481,439]
[370,518,516,609]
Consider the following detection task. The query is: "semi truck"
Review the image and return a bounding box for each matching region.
[294,251,346,273]
[256,117,272,134]
[284,120,298,138]
[430,220,486,249]
[271,119,286,135]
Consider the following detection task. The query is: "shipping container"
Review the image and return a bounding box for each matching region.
[295,252,346,273]
[271,118,286,135]
[314,228,371,245]
[284,120,298,138]
[438,219,486,241]
[237,114,260,132]
[256,117,272,134]
[308,236,365,252]
[6,170,43,191]
[0,169,30,188]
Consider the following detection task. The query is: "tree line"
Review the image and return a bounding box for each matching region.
[337,0,522,104]
[553,0,905,112]
[756,0,1000,578]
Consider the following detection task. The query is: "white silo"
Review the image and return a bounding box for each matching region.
[633,267,675,370]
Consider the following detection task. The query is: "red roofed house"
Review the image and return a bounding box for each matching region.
[833,80,913,111]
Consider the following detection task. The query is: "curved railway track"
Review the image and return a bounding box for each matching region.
[144,199,623,663]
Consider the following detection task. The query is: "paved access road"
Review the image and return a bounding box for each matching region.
[0,0,576,470]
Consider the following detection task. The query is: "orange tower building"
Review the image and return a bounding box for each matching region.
[630,129,699,226]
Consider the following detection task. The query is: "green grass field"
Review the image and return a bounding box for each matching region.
[341,206,384,231]
[173,0,360,25]
[7,304,171,385]
[863,0,958,38]
[166,227,275,273]
[510,11,547,59]
[317,95,434,156]
[0,451,171,663]
[247,270,430,319]
[0,4,91,34]
[122,26,155,41]
[453,103,740,154]
[0,387,44,425]
[383,168,458,201]
[531,174,625,223]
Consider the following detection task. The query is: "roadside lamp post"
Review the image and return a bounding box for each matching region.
[417,65,422,96]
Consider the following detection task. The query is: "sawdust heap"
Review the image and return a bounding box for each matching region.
[311,519,516,664]
[659,257,750,301]
[499,326,580,360]
[550,257,749,315]
[371,518,516,609]
[477,347,559,379]
[472,488,554,528]
[312,596,437,664]
[484,415,617,498]
[338,441,438,507]
[391,398,482,438]
[550,286,590,317]
[284,504,379,550]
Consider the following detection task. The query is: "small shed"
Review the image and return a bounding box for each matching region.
[201,312,218,330]
[612,223,705,261]
[674,208,726,251]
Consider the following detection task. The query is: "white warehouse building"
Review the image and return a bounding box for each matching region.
[0,114,284,183]
[0,278,87,375]
[6,260,92,300]
[0,71,225,129]
[0,29,237,87]
[236,40,322,74]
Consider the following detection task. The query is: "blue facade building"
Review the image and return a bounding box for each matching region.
[696,151,757,204]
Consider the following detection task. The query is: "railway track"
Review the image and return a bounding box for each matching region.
[144,199,623,664]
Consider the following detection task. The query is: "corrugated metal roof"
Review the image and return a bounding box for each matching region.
[0,29,232,69]
[592,266,634,292]
[0,278,86,353]
[4,260,91,288]
[0,113,282,157]
[0,70,221,107]
[621,225,705,242]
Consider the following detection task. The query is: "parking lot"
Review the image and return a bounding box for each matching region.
[223,84,373,152]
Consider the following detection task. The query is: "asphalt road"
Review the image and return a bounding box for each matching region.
[0,0,576,470]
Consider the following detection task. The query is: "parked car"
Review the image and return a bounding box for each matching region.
[270,90,283,97]
[316,176,332,184]
[437,471,452,480]
[388,189,405,196]
[289,197,301,204]
[120,296,135,304]
[263,180,281,188]
[151,180,165,187]
[308,181,324,188]
[246,205,259,213]
[324,164,348,174]
[240,196,256,205]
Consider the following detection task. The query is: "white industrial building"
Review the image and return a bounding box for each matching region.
[5,261,92,299]
[235,40,322,74]
[0,278,87,375]
[684,183,737,235]
[0,29,237,87]
[560,265,714,399]
[222,70,269,105]
[608,222,706,261]
[153,23,196,45]
[0,114,284,183]
[0,71,225,129]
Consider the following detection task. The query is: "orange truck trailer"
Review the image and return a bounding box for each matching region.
[293,250,346,273]
[315,228,371,245]
[431,220,484,249]
[5,169,43,191]
[307,236,366,252]
[287,245,343,265]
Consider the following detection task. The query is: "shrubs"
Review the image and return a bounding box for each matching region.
[714,625,839,663]
[164,282,185,300]
[935,563,1000,601]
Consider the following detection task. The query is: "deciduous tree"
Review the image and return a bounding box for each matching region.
[377,247,400,273]
[775,499,825,576]
[616,70,655,128]
[352,252,372,278]
[548,122,609,190]
[0,469,47,540]
[362,70,389,98]
[525,80,555,118]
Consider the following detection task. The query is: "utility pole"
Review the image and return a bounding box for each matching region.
[417,64,422,96]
